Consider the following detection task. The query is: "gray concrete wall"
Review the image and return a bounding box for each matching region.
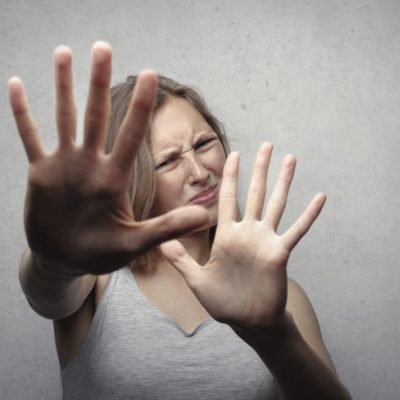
[1,1,399,399]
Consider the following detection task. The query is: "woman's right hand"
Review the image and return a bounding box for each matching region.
[8,42,209,276]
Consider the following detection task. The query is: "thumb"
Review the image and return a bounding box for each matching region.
[139,205,210,247]
[159,240,201,289]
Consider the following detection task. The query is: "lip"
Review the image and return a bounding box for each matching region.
[189,184,218,205]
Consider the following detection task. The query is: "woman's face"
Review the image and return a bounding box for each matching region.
[150,96,226,226]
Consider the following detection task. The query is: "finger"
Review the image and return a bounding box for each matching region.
[264,155,296,230]
[244,142,272,220]
[218,151,240,223]
[54,45,77,147]
[159,240,201,288]
[8,77,45,162]
[83,41,112,151]
[282,193,327,251]
[131,205,210,252]
[110,70,157,171]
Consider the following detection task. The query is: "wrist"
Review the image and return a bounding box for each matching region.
[231,311,297,354]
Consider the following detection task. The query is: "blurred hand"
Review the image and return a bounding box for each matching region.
[9,42,209,276]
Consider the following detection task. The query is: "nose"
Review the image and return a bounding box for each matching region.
[184,151,209,184]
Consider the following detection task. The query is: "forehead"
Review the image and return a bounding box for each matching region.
[150,96,212,153]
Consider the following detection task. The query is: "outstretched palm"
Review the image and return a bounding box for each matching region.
[161,143,326,331]
[9,43,209,276]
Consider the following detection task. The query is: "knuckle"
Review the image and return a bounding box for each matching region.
[90,73,110,88]
[85,106,105,122]
[249,186,265,197]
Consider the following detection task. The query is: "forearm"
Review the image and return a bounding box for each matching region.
[233,313,352,400]
[19,247,96,320]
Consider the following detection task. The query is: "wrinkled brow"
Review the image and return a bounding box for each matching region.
[153,130,216,160]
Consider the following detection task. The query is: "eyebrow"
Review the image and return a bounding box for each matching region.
[153,130,216,161]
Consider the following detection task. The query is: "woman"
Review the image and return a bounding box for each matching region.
[9,42,352,399]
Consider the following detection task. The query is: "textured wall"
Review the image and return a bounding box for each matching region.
[1,1,399,399]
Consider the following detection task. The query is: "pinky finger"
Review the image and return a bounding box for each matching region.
[8,77,44,162]
[282,193,327,251]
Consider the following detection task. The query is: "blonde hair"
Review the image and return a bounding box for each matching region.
[106,75,231,271]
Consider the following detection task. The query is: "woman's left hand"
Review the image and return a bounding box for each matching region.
[160,143,326,333]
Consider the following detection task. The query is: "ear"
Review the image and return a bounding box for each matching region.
[159,240,201,288]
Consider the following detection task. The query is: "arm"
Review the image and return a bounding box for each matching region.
[239,313,351,400]
[235,278,351,400]
[159,146,351,399]
[286,278,336,373]
[10,43,209,319]
[19,247,96,320]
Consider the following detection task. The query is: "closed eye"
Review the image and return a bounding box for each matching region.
[196,138,217,149]
[155,137,218,170]
[155,155,179,170]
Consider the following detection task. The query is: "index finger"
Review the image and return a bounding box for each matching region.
[110,70,157,171]
[217,151,240,223]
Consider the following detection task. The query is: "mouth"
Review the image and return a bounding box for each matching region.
[189,184,218,205]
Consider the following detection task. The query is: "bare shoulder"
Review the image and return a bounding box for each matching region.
[53,273,111,369]
[286,277,337,373]
[286,278,319,324]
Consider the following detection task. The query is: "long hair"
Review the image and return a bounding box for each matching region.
[105,75,231,271]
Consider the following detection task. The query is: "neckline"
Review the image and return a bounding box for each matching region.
[125,267,214,337]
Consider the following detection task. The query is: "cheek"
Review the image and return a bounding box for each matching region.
[153,175,182,215]
[209,146,226,176]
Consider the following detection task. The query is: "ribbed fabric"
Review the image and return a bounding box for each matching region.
[61,266,277,399]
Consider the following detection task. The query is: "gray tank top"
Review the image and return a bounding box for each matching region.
[61,266,277,399]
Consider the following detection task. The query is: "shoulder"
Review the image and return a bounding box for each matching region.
[286,277,317,320]
[286,278,321,343]
[286,277,337,373]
